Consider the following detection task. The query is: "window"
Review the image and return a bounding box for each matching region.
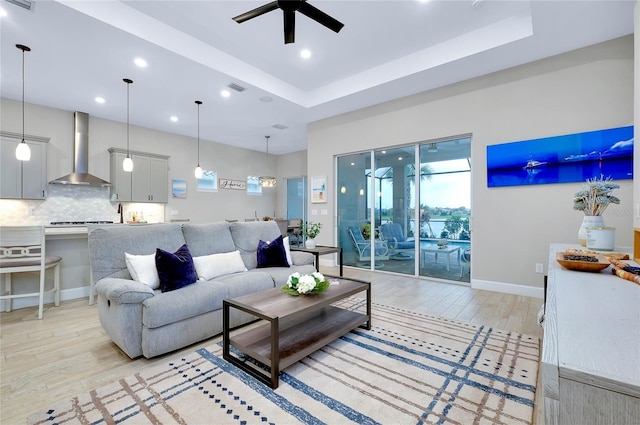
[246,176,262,195]
[196,170,217,192]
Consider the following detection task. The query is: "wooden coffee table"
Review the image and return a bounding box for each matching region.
[222,276,371,389]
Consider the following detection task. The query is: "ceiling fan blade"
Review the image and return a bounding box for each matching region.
[298,2,344,33]
[283,10,295,44]
[232,2,279,24]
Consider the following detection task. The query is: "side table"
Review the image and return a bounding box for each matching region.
[291,245,343,276]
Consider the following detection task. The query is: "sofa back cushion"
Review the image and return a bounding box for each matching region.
[229,221,282,269]
[88,223,186,283]
[181,222,236,257]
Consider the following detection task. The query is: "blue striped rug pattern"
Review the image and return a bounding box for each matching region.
[28,299,539,424]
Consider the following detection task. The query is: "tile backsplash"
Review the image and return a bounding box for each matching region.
[0,185,164,225]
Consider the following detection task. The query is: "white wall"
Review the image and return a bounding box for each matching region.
[307,35,634,294]
[0,98,285,223]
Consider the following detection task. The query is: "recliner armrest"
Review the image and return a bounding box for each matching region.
[95,278,155,304]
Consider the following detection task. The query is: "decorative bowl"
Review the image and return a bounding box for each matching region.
[555,251,610,272]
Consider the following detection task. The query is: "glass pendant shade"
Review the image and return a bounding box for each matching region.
[122,155,133,172]
[194,165,203,179]
[258,135,276,188]
[16,44,31,161]
[259,176,277,187]
[122,78,134,172]
[16,140,31,161]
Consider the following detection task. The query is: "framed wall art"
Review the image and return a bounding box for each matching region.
[311,176,327,203]
[172,180,187,199]
[486,125,633,187]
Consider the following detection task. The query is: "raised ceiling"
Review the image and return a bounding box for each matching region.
[0,0,634,154]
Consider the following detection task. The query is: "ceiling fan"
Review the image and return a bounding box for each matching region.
[232,0,344,44]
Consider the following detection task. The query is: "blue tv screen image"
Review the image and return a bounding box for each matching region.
[486,125,633,187]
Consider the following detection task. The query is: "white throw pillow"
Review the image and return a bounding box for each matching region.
[124,252,160,289]
[193,250,248,281]
[283,236,293,266]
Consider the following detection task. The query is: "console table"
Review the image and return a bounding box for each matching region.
[291,245,343,276]
[542,243,640,424]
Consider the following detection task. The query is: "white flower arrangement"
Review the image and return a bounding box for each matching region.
[283,271,330,296]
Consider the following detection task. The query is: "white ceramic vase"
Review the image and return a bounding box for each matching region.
[578,215,605,246]
[305,238,316,249]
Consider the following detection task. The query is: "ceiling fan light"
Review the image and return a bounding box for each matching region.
[15,140,31,161]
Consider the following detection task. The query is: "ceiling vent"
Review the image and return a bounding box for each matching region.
[227,83,246,93]
[272,124,288,130]
[5,0,34,10]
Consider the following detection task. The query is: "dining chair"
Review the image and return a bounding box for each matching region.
[288,218,303,246]
[0,226,61,319]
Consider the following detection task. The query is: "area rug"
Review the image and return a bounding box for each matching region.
[28,299,539,424]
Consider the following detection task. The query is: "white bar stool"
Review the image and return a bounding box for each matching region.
[0,226,61,319]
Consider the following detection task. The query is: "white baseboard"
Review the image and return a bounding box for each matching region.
[0,286,90,312]
[471,279,544,299]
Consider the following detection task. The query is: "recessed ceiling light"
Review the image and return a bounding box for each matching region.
[0,7,8,17]
[220,89,231,98]
[94,97,105,104]
[300,49,311,59]
[134,57,147,68]
[170,116,178,123]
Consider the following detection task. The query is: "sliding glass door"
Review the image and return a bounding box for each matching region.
[336,136,471,283]
[418,138,471,283]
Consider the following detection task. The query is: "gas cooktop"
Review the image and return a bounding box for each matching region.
[49,221,114,225]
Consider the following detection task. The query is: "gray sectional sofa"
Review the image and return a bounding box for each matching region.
[88,220,315,359]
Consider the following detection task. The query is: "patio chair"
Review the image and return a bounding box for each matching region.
[347,226,389,264]
[460,247,471,278]
[380,223,415,259]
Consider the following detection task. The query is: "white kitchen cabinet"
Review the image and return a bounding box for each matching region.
[108,149,132,202]
[0,132,48,200]
[108,148,169,203]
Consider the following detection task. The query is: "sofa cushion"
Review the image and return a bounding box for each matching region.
[181,222,236,257]
[193,250,247,280]
[230,221,283,269]
[156,244,197,292]
[257,236,289,268]
[215,270,276,299]
[142,281,228,329]
[124,252,160,289]
[88,223,186,283]
[250,264,317,287]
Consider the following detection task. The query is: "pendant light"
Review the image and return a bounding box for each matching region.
[122,78,134,172]
[259,135,277,188]
[194,100,203,179]
[15,44,31,161]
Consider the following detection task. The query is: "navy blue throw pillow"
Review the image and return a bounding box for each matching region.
[156,244,197,292]
[256,235,289,268]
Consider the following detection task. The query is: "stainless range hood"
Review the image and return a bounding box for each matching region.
[49,111,111,187]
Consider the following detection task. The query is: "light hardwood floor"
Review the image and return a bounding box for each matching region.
[0,267,544,425]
